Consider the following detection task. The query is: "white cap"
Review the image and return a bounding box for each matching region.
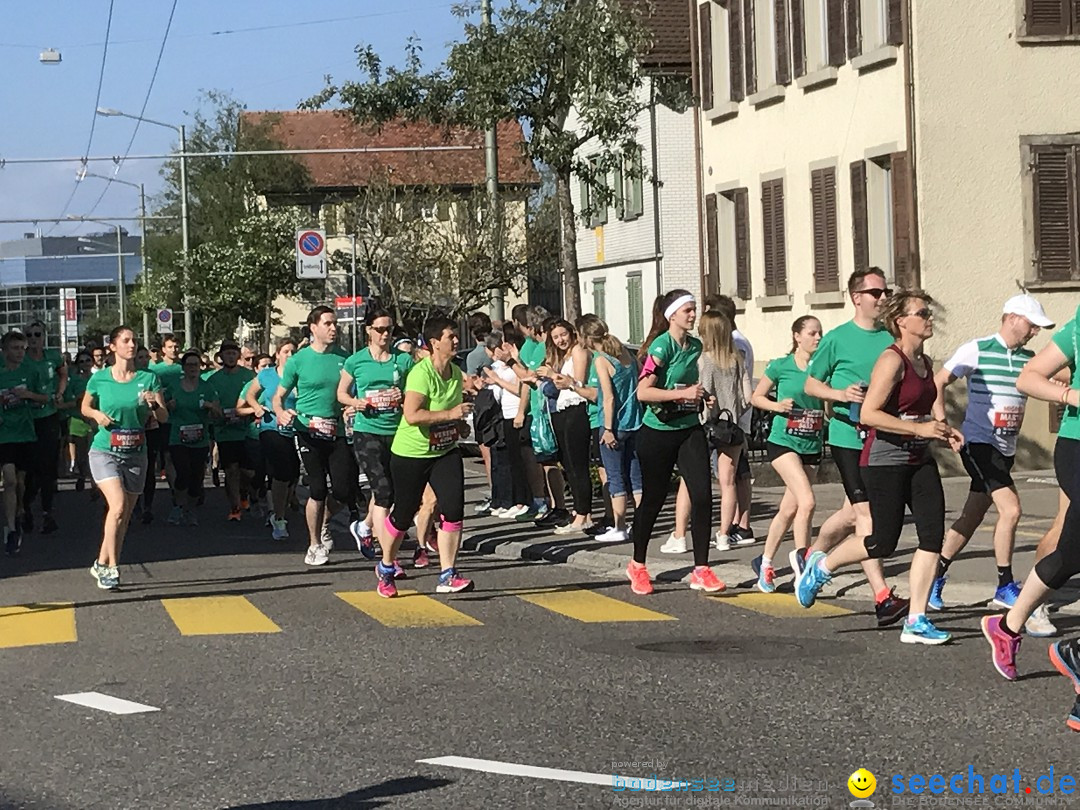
[1003,294,1055,329]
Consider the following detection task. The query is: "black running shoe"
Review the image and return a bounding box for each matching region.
[41,514,58,535]
[536,508,570,528]
[875,589,910,627]
[5,529,21,556]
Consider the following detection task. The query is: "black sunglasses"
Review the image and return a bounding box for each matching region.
[369,325,393,334]
[906,308,933,320]
[856,288,893,300]
[27,332,43,338]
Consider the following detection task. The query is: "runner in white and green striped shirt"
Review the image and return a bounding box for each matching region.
[931,294,1056,616]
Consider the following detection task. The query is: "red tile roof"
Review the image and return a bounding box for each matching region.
[240,111,539,189]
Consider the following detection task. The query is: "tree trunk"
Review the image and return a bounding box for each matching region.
[263,296,272,353]
[555,165,581,321]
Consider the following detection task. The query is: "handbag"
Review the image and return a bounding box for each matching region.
[704,408,745,449]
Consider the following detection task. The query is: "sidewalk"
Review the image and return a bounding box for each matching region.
[456,462,1080,616]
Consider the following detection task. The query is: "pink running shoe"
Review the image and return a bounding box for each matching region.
[436,569,474,593]
[982,614,1021,681]
[626,561,653,595]
[689,566,726,593]
[376,564,397,599]
[413,547,430,569]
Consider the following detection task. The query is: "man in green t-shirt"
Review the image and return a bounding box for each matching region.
[801,267,907,627]
[210,339,256,521]
[149,333,184,393]
[22,320,67,535]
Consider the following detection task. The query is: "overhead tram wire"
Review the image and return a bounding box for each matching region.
[83,0,178,220]
[46,0,116,236]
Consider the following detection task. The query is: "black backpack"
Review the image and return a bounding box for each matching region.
[472,387,504,447]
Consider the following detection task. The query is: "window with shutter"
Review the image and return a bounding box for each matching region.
[791,0,807,77]
[762,178,788,296]
[733,188,752,300]
[593,279,607,321]
[1032,145,1078,281]
[706,193,720,294]
[890,151,917,289]
[1026,0,1074,36]
[613,163,626,220]
[700,3,715,110]
[625,149,644,219]
[811,168,840,292]
[730,0,746,101]
[850,160,870,274]
[775,0,792,85]
[588,156,608,228]
[886,0,903,44]
[627,275,644,344]
[826,0,846,65]
[745,0,758,96]
[846,0,862,58]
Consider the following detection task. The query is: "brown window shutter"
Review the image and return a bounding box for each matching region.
[734,188,752,300]
[745,0,758,96]
[826,0,846,66]
[850,160,869,273]
[1074,0,1080,33]
[762,182,776,296]
[891,151,917,290]
[775,0,791,85]
[762,179,787,296]
[699,3,714,110]
[1027,0,1071,36]
[812,168,840,292]
[886,0,904,44]
[846,0,862,59]
[1032,146,1077,281]
[824,167,839,289]
[729,0,746,102]
[791,0,806,78]
[706,193,720,292]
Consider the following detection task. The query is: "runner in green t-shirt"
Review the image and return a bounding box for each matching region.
[384,315,474,597]
[749,316,824,593]
[338,307,417,565]
[0,330,50,556]
[628,289,724,598]
[166,350,222,526]
[149,333,184,394]
[801,267,906,627]
[22,320,67,535]
[274,306,354,567]
[60,351,96,496]
[83,326,168,590]
[209,340,256,521]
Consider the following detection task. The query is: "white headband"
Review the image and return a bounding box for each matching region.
[664,294,696,320]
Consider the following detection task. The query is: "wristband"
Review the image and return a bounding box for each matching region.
[604,427,614,433]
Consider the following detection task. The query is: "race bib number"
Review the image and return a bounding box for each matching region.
[993,406,1024,437]
[308,416,337,441]
[179,424,205,444]
[785,408,824,438]
[428,421,459,453]
[672,384,700,412]
[366,388,402,415]
[899,413,932,452]
[0,387,22,409]
[223,408,244,426]
[109,428,145,453]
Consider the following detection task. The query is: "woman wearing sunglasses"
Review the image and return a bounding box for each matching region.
[339,307,416,592]
[797,290,964,645]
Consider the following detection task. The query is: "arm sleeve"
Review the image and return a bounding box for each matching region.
[806,334,835,383]
[762,358,780,385]
[942,339,979,378]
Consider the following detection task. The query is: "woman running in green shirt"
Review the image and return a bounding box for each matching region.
[166,350,222,527]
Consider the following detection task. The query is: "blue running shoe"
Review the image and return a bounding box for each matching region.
[1069,696,1080,733]
[350,520,377,560]
[796,551,831,608]
[900,615,951,645]
[756,564,776,594]
[750,554,762,577]
[992,581,1022,609]
[1049,639,1080,694]
[928,575,947,611]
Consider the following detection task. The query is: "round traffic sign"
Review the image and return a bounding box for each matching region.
[298,231,325,256]
[157,309,172,323]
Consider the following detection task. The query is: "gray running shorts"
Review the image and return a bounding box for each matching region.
[89,449,148,494]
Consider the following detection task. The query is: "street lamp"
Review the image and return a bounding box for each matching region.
[96,106,191,347]
[69,217,126,326]
[77,170,151,344]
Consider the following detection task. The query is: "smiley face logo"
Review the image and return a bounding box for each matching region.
[848,769,876,798]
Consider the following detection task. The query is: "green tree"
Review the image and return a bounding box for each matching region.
[302,0,656,321]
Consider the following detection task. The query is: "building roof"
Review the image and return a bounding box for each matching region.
[626,0,692,73]
[240,111,539,190]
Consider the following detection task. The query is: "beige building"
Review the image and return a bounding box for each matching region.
[695,0,1080,467]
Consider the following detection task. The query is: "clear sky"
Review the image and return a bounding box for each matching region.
[0,0,465,241]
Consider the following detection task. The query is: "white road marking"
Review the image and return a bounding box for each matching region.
[417,755,665,790]
[55,692,160,715]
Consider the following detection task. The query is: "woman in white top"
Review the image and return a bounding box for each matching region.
[481,331,531,518]
[544,318,594,534]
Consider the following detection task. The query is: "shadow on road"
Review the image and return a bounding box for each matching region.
[224,775,453,809]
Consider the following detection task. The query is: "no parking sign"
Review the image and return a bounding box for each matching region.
[296,229,327,279]
[156,308,173,334]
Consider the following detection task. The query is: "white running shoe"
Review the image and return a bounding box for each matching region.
[271,518,289,541]
[714,532,731,552]
[304,544,329,566]
[503,504,530,519]
[320,522,334,552]
[1025,604,1058,637]
[660,533,689,554]
[489,507,509,518]
[596,526,628,543]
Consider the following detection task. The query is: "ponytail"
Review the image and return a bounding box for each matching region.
[637,289,693,362]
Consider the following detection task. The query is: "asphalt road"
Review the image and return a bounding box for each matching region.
[2,473,1079,810]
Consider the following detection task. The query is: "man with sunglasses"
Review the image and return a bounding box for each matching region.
[21,320,67,535]
[930,294,1057,634]
[803,268,909,626]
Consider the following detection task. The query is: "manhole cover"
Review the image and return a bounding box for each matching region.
[584,635,858,660]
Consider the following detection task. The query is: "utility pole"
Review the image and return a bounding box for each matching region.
[483,0,504,323]
[138,183,150,346]
[179,124,193,348]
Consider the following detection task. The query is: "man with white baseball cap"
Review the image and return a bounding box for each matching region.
[930,293,1057,634]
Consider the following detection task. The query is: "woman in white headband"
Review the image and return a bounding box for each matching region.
[627,289,725,595]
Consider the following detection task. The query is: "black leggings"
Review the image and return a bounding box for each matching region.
[551,403,593,517]
[861,462,945,559]
[170,444,209,500]
[1035,438,1080,590]
[388,450,464,534]
[296,432,356,503]
[631,425,713,567]
[142,427,167,507]
[260,430,300,484]
[24,412,60,513]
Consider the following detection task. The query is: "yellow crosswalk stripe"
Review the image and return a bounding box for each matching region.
[512,587,676,623]
[336,590,483,628]
[717,592,853,618]
[0,603,77,649]
[162,596,281,636]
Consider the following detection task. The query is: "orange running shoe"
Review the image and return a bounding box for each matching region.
[626,561,653,595]
[690,566,726,593]
[227,510,242,522]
